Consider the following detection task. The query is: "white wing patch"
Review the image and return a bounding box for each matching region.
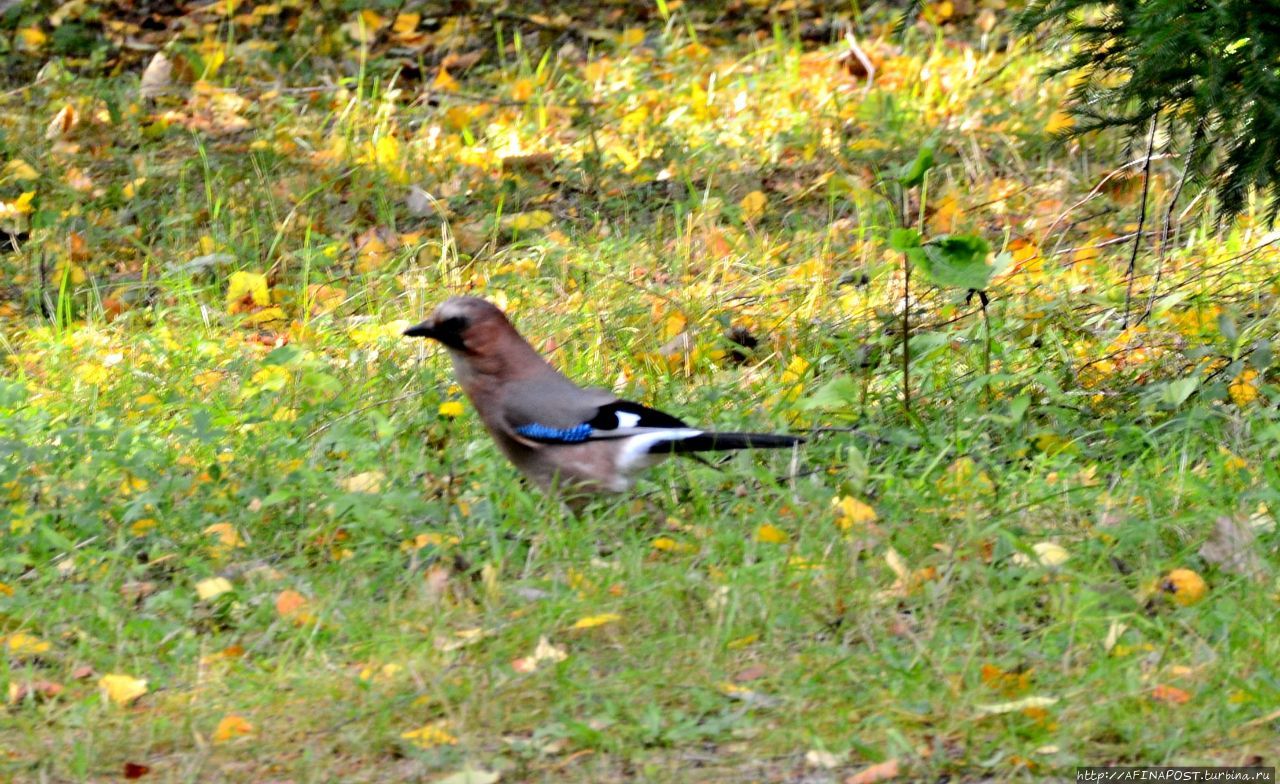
[615,429,703,476]
[614,411,642,429]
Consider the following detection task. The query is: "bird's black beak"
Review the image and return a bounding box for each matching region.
[404,320,436,339]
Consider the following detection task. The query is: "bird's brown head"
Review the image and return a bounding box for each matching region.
[403,296,511,354]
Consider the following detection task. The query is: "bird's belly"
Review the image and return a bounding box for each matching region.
[505,439,636,494]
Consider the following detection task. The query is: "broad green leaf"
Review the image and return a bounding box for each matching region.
[914,234,993,291]
[1217,311,1239,342]
[897,143,935,188]
[1249,340,1273,371]
[799,375,860,410]
[1008,395,1031,423]
[888,227,922,252]
[1161,377,1200,408]
[263,345,302,365]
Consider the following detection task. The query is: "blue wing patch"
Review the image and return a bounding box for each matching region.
[515,422,593,443]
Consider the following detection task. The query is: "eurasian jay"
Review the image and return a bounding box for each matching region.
[405,296,804,496]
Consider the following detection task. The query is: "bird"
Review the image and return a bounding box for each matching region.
[404,296,804,497]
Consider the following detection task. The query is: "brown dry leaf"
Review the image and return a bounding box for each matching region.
[452,221,487,254]
[1151,684,1191,705]
[8,680,64,704]
[354,227,397,273]
[733,664,768,682]
[45,104,79,140]
[511,635,568,673]
[441,51,484,71]
[140,52,173,99]
[123,762,151,780]
[1199,516,1264,581]
[306,284,347,316]
[68,231,89,261]
[846,758,901,784]
[275,589,311,622]
[501,152,555,174]
[805,749,843,769]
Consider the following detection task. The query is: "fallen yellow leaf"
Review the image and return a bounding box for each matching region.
[226,271,271,313]
[511,635,568,673]
[195,577,233,601]
[2,632,52,657]
[0,192,35,220]
[16,27,47,51]
[571,613,621,629]
[975,695,1058,714]
[340,471,385,493]
[4,159,38,180]
[99,673,148,706]
[832,496,878,528]
[1011,541,1070,568]
[651,536,699,554]
[275,589,310,621]
[1161,568,1207,606]
[401,721,458,748]
[754,523,789,544]
[213,714,255,742]
[740,190,767,222]
[433,66,460,93]
[503,210,554,232]
[204,522,245,556]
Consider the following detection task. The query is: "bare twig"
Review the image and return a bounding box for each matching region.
[1040,152,1176,253]
[843,25,876,99]
[1122,113,1159,329]
[1139,134,1197,325]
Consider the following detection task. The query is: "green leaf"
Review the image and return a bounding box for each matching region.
[799,375,860,410]
[897,143,935,188]
[913,234,993,291]
[1008,395,1031,423]
[1217,310,1239,342]
[888,227,922,252]
[263,345,302,366]
[1161,376,1200,408]
[1249,340,1274,371]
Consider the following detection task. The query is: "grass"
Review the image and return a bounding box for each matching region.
[2,2,1280,781]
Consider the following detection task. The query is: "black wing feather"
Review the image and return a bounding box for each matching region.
[585,400,688,432]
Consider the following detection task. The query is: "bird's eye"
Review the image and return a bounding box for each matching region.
[433,316,469,349]
[437,316,467,334]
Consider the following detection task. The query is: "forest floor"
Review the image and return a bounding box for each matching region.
[2,1,1278,781]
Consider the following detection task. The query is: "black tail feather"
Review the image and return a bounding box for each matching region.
[650,432,805,455]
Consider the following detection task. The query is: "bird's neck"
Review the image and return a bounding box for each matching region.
[452,332,555,385]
